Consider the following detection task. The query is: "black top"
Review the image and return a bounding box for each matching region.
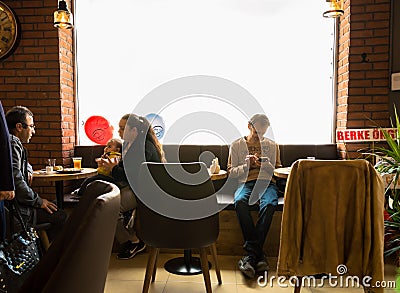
[111,139,161,190]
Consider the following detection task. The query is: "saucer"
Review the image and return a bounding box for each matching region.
[56,168,82,174]
[39,170,57,175]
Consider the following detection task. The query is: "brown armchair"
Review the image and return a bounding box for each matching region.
[19,180,120,293]
[136,162,222,293]
[277,159,384,293]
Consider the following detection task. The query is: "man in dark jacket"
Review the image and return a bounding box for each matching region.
[5,106,66,240]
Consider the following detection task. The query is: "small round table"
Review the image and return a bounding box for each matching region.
[274,167,291,179]
[208,169,228,181]
[33,168,98,209]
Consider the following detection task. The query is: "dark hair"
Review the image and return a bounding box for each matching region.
[121,113,130,121]
[125,114,165,162]
[249,113,270,128]
[5,106,34,132]
[108,138,123,152]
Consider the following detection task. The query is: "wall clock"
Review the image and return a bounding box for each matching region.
[0,1,18,60]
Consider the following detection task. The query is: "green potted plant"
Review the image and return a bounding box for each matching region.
[371,108,400,259]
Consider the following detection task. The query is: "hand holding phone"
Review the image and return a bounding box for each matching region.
[258,157,269,162]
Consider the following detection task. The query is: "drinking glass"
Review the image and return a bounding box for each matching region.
[46,158,56,173]
[72,157,82,169]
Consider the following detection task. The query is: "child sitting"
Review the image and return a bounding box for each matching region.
[97,138,122,176]
[75,138,122,196]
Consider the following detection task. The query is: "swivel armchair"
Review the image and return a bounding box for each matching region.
[136,162,222,293]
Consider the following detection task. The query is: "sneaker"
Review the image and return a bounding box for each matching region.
[117,240,146,260]
[238,255,256,278]
[255,255,270,273]
[71,188,80,195]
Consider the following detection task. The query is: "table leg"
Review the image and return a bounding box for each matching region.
[164,249,211,275]
[55,181,64,209]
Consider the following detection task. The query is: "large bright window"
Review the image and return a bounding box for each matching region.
[75,0,335,145]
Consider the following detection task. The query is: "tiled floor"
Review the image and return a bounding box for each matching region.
[105,252,398,293]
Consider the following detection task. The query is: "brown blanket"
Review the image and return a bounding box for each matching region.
[277,159,384,293]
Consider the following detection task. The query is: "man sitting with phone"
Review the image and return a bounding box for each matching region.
[227,113,281,279]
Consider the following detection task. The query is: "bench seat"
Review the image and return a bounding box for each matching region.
[216,193,284,211]
[74,143,338,211]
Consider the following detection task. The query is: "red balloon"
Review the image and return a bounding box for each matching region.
[84,116,113,144]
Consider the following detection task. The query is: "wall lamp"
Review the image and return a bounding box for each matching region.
[54,0,73,29]
[323,0,344,18]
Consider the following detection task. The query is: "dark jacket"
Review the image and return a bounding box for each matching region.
[111,139,161,191]
[0,101,14,192]
[9,134,42,217]
[0,101,14,240]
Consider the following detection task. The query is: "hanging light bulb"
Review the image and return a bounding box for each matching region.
[54,0,73,29]
[323,0,344,18]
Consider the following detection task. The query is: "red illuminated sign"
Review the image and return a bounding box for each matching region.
[336,128,397,142]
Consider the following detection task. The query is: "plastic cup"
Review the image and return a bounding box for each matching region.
[72,157,82,169]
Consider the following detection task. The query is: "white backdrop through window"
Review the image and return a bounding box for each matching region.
[75,0,335,145]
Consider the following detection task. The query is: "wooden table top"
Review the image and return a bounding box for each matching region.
[208,169,228,181]
[33,168,98,182]
[273,167,291,179]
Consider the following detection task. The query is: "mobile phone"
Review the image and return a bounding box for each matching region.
[258,157,269,162]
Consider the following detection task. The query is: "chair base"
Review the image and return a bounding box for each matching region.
[164,250,211,275]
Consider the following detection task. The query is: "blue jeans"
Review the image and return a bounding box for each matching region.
[234,180,278,259]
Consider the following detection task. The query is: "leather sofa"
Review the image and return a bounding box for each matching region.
[75,143,339,209]
[21,180,120,292]
[75,143,338,171]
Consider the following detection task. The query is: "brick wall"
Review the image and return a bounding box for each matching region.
[0,0,75,199]
[58,24,75,166]
[337,0,391,158]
